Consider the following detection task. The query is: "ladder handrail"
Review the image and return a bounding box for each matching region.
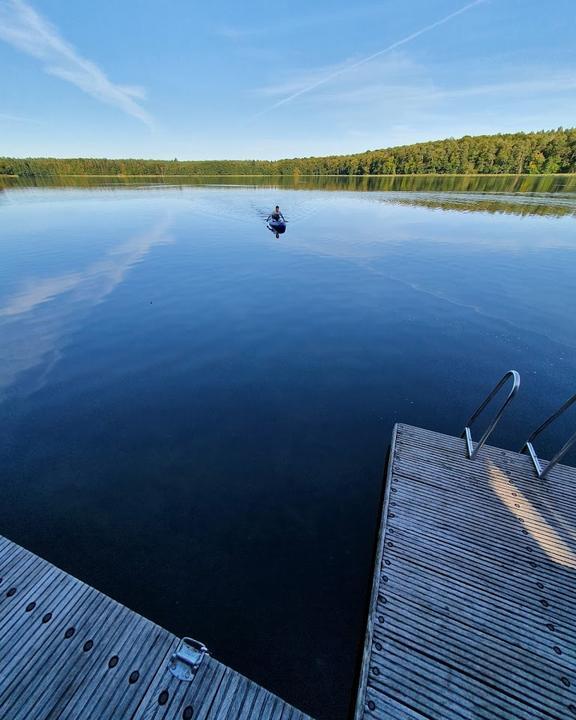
[461,370,521,460]
[521,392,576,479]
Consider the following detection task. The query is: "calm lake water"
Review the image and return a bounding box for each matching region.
[1,176,575,719]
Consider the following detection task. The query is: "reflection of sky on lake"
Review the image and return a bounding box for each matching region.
[0,215,172,399]
[1,183,575,720]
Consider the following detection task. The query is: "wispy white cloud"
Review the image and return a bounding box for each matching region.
[246,44,576,157]
[251,0,488,119]
[253,59,361,99]
[251,32,576,144]
[0,0,152,126]
[0,111,40,123]
[307,70,576,108]
[254,53,428,99]
[437,75,576,100]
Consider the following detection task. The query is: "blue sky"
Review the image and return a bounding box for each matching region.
[0,0,574,159]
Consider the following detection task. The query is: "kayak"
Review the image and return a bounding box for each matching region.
[267,218,286,234]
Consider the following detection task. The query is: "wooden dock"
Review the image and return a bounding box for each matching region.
[355,423,576,720]
[0,534,311,719]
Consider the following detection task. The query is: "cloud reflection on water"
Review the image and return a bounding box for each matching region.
[0,217,172,399]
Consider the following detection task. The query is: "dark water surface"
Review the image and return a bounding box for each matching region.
[1,178,575,719]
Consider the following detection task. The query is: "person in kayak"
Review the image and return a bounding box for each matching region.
[268,206,285,222]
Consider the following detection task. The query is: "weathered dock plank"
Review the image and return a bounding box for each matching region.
[0,536,311,719]
[355,423,576,720]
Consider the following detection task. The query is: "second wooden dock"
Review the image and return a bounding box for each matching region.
[0,534,311,719]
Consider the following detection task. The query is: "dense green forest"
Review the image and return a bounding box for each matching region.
[1,128,575,177]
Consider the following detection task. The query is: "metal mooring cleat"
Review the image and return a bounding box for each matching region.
[169,637,209,681]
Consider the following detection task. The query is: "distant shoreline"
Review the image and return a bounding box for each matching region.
[3,130,575,177]
[2,173,576,179]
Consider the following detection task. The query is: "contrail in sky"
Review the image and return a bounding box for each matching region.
[252,0,487,119]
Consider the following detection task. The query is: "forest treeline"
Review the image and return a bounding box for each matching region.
[2,128,575,177]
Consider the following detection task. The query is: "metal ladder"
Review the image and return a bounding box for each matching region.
[521,393,576,479]
[461,370,576,477]
[461,370,520,460]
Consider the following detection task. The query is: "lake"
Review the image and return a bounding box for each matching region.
[1,176,575,719]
